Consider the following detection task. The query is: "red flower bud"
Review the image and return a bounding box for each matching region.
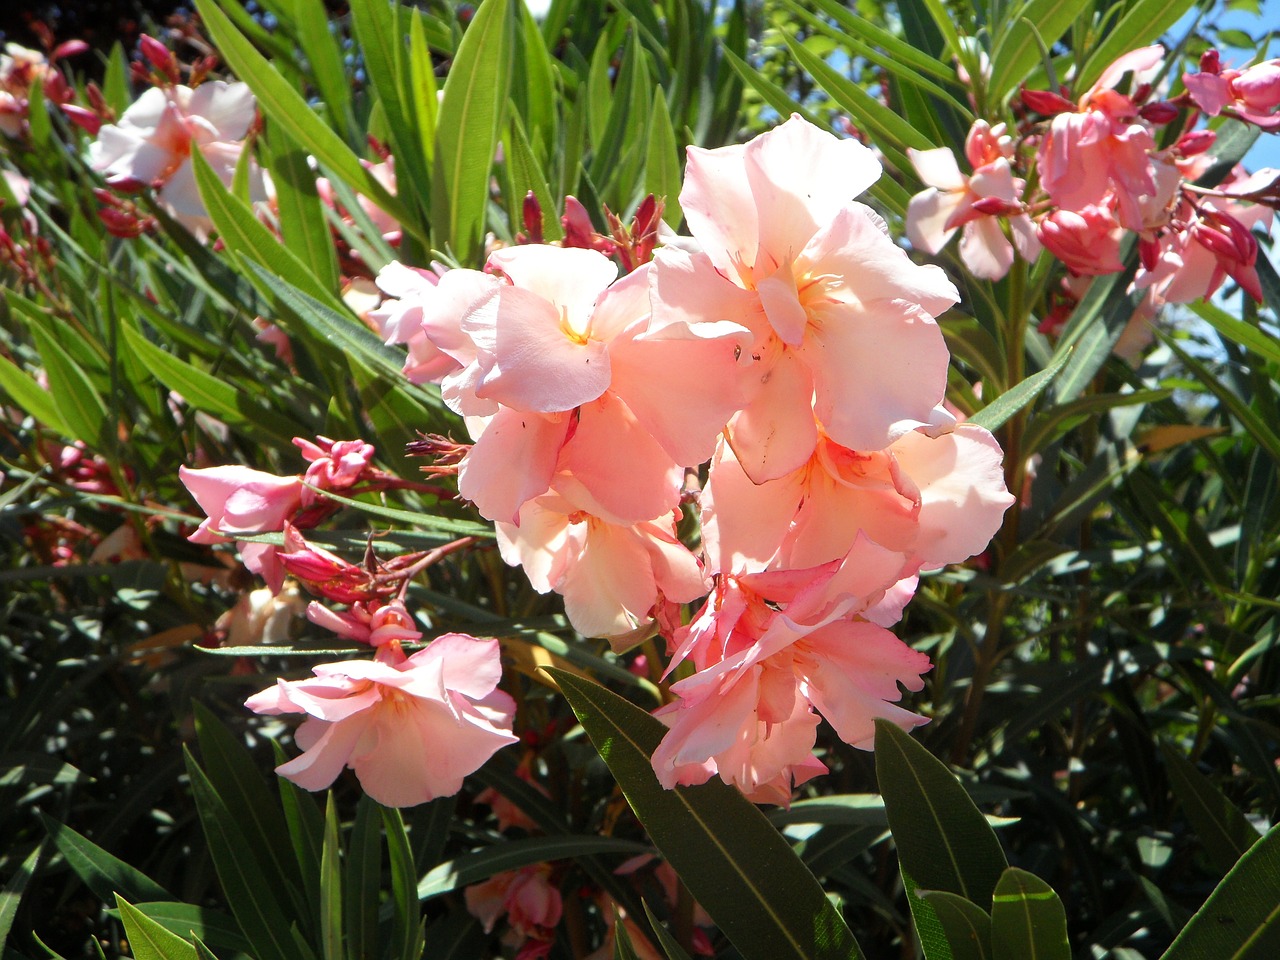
[521,191,544,244]
[1200,49,1222,75]
[52,40,90,60]
[60,104,102,135]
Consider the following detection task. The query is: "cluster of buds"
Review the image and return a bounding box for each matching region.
[92,188,158,239]
[518,192,665,273]
[905,44,1278,322]
[131,33,219,90]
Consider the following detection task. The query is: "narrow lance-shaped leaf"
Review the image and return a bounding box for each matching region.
[547,669,865,960]
[432,0,513,261]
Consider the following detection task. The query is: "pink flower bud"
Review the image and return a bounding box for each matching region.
[1139,101,1180,125]
[520,191,543,243]
[60,104,102,135]
[1020,87,1076,116]
[1175,130,1216,157]
[98,207,145,238]
[1201,49,1222,74]
[53,40,90,60]
[139,35,178,79]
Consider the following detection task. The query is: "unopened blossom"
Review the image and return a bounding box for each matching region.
[180,464,304,590]
[653,114,958,481]
[1036,204,1126,276]
[906,121,1039,280]
[305,598,422,647]
[245,635,517,807]
[294,435,375,498]
[1036,46,1163,231]
[90,81,266,233]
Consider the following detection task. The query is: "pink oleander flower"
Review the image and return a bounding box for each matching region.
[702,416,1013,578]
[1036,46,1163,231]
[906,121,1040,280]
[90,81,266,234]
[367,260,469,384]
[652,114,959,481]
[245,635,518,807]
[409,245,749,525]
[465,864,563,957]
[1185,51,1280,130]
[495,488,706,643]
[180,464,304,591]
[1036,204,1127,276]
[652,561,931,803]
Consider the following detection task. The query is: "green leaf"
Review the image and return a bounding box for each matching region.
[613,909,644,960]
[1077,0,1197,92]
[641,901,694,960]
[875,720,1007,911]
[110,904,249,955]
[548,669,865,960]
[0,352,69,435]
[184,749,301,960]
[195,0,413,232]
[989,0,1078,103]
[417,836,650,899]
[119,326,300,446]
[319,795,343,960]
[343,797,381,960]
[289,0,358,144]
[297,483,493,539]
[646,90,683,228]
[382,808,426,960]
[350,0,430,235]
[990,868,1069,960]
[40,814,173,907]
[30,325,109,449]
[115,897,196,960]
[919,890,992,960]
[432,0,512,260]
[1161,743,1262,877]
[0,844,42,955]
[190,146,339,309]
[1189,300,1280,369]
[1160,822,1280,959]
[968,346,1072,432]
[265,125,341,293]
[191,704,312,929]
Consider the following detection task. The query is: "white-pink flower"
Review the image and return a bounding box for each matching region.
[245,635,518,807]
[90,81,265,234]
[906,121,1039,280]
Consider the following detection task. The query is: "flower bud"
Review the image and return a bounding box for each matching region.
[1139,101,1180,125]
[1020,87,1076,116]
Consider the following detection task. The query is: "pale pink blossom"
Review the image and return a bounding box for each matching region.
[294,435,375,497]
[702,421,1012,577]
[654,114,958,480]
[495,490,706,643]
[245,635,517,807]
[90,82,266,234]
[442,248,748,524]
[1036,46,1164,230]
[906,121,1039,280]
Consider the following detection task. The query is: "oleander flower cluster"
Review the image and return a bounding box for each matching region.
[906,45,1278,326]
[339,114,1017,803]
